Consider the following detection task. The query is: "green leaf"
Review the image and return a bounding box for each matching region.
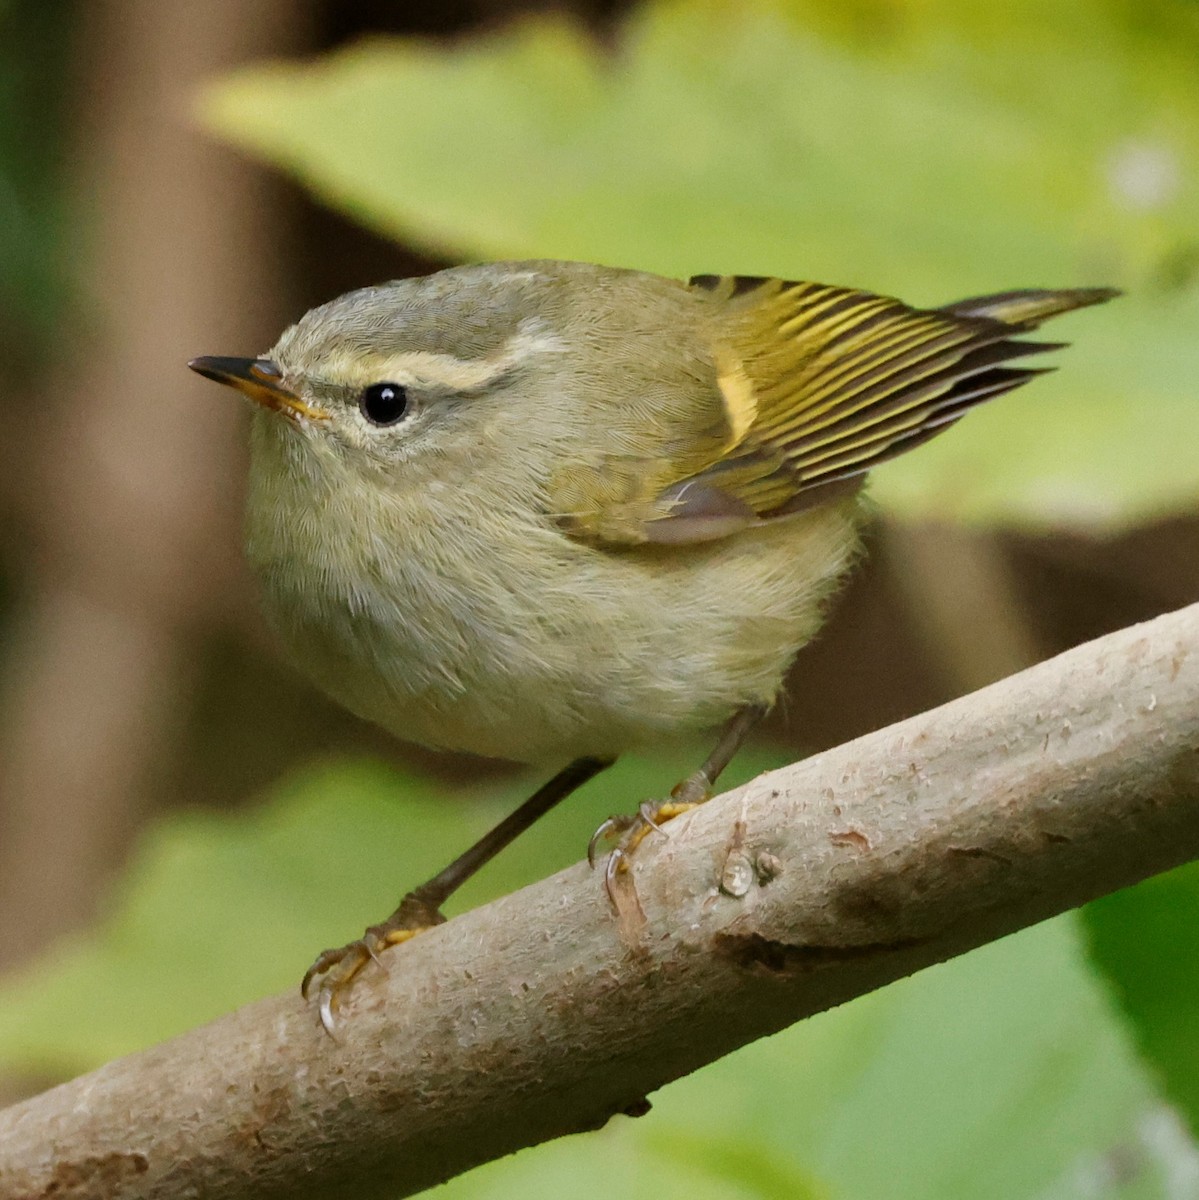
[0,752,1183,1198]
[438,919,1174,1200]
[0,747,785,1075]
[198,0,1199,529]
[1083,863,1199,1141]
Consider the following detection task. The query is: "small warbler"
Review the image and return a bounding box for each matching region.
[190,261,1115,1031]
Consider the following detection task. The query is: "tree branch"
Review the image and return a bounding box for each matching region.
[3,603,1198,1200]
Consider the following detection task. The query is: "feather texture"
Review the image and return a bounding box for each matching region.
[554,276,1117,547]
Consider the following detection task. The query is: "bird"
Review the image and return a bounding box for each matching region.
[189,260,1116,1032]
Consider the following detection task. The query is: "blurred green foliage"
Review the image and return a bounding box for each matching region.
[1085,863,1199,1140]
[200,0,1199,528]
[0,0,74,368]
[0,749,786,1071]
[0,756,1182,1199]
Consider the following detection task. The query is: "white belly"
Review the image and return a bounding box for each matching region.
[250,499,864,763]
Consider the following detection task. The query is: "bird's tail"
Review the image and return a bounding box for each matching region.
[939,287,1121,328]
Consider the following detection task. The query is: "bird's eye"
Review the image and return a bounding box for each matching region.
[360,382,409,426]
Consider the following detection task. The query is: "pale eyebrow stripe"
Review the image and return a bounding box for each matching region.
[325,324,567,391]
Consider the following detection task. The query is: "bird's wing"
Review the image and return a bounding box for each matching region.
[552,276,1116,547]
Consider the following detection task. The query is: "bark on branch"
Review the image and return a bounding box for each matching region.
[3,603,1199,1200]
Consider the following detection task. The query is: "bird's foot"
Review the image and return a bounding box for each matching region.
[587,774,712,904]
[301,891,447,1036]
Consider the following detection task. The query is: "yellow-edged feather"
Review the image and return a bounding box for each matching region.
[554,275,1116,548]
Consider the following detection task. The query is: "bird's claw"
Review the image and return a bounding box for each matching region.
[301,892,446,1036]
[588,796,704,906]
[586,814,628,868]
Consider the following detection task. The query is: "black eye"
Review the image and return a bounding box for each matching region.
[360,382,408,426]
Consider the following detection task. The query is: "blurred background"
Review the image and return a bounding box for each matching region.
[1,1,1198,1197]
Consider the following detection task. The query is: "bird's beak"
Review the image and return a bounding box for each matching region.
[187,356,329,422]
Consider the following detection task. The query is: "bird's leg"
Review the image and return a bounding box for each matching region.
[589,703,767,901]
[303,755,613,1033]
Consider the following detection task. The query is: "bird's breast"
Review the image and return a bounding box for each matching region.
[245,433,863,763]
